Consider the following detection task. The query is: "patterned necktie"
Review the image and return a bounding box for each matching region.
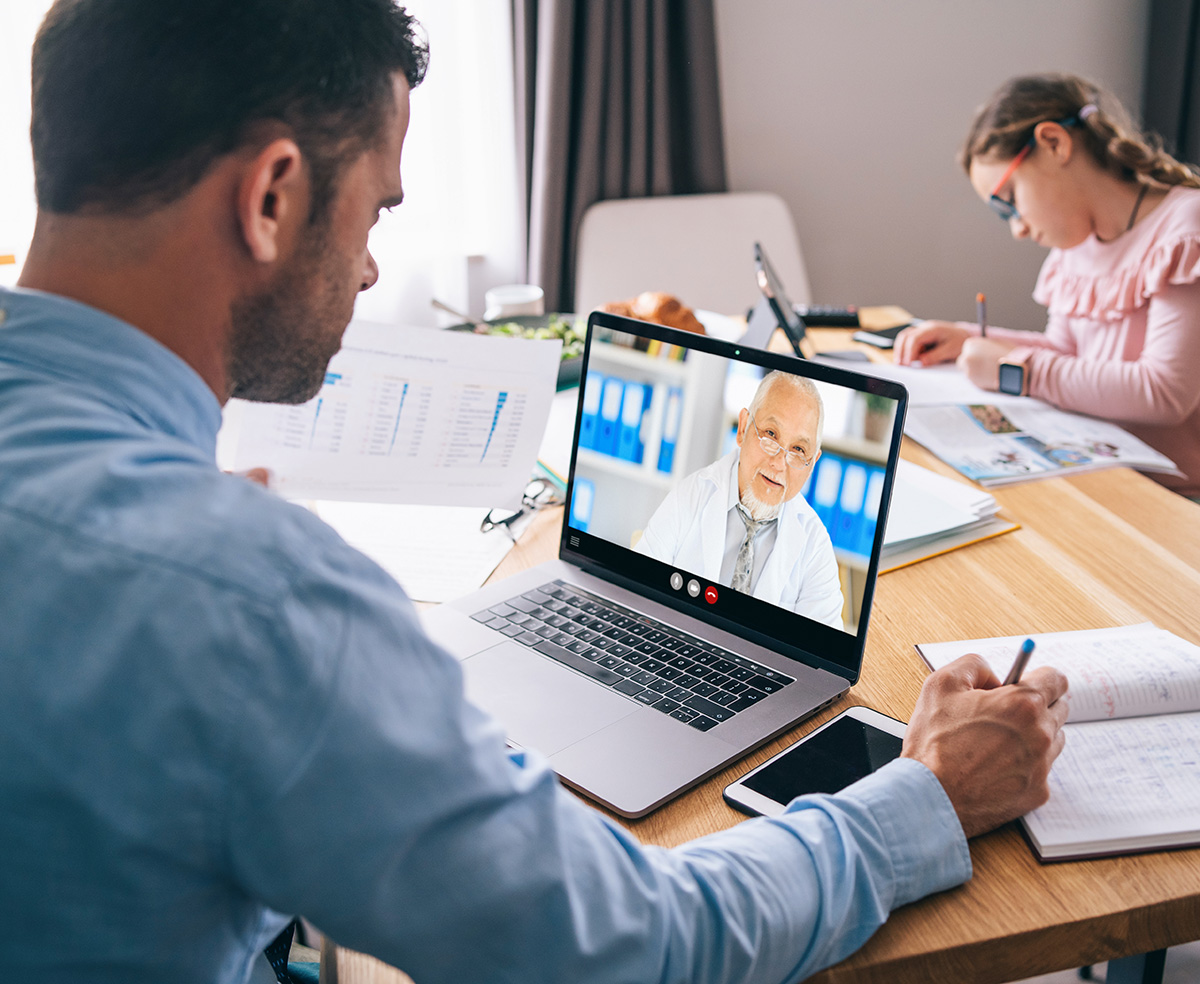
[731,504,776,593]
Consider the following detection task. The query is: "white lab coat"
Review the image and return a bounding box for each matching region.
[637,451,844,628]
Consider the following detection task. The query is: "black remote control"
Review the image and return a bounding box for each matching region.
[794,304,860,327]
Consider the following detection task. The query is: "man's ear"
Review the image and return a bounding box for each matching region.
[237,138,305,264]
[735,408,749,446]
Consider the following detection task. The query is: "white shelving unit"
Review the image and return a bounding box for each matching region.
[576,341,728,545]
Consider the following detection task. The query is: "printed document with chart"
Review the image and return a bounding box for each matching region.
[918,624,1200,860]
[229,322,561,507]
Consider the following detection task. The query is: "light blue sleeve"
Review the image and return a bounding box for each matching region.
[220,532,970,984]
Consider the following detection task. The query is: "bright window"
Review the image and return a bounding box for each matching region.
[0,1,54,287]
[0,1,522,324]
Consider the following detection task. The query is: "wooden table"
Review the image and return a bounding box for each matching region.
[329,328,1200,984]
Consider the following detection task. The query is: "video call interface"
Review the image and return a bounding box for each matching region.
[569,327,901,637]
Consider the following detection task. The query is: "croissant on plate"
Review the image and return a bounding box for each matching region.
[601,291,706,335]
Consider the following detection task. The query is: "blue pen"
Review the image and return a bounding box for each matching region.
[1002,638,1036,686]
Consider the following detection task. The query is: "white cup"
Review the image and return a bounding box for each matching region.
[484,284,545,321]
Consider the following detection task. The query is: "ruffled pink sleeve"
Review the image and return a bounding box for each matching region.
[1024,229,1200,427]
[1033,236,1200,321]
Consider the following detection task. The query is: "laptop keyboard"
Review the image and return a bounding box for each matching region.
[471,580,794,732]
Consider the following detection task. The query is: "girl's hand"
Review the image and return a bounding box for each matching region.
[956,337,1019,390]
[894,320,970,366]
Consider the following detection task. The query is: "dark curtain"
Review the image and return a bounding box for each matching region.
[1142,0,1200,163]
[512,0,727,311]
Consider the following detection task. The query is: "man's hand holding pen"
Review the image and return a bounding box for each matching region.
[902,651,1069,839]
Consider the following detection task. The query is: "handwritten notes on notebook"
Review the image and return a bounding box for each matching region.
[918,624,1200,723]
[917,624,1200,860]
[1023,712,1200,858]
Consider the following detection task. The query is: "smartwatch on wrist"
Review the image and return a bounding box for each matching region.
[998,355,1029,396]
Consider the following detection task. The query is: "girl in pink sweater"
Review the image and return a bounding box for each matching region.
[896,73,1200,497]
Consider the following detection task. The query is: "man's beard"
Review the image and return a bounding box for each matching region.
[227,226,353,405]
[740,483,784,522]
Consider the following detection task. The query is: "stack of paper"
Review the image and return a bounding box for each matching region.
[881,461,1018,572]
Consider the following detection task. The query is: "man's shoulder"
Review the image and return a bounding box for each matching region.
[137,463,391,606]
[5,427,389,611]
[783,491,824,528]
[679,449,736,493]
[779,493,837,557]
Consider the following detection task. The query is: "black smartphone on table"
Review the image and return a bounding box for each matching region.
[723,706,906,817]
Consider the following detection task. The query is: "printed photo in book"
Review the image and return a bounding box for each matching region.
[904,401,1180,487]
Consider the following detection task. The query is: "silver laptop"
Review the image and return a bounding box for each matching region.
[423,310,907,817]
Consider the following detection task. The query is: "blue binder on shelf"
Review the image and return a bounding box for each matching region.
[807,453,843,532]
[833,461,869,559]
[596,376,625,456]
[570,477,595,532]
[656,385,683,474]
[579,371,604,450]
[616,381,650,463]
[861,466,886,557]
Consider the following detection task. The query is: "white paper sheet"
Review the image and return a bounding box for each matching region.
[312,500,535,603]
[815,359,1006,406]
[537,388,580,485]
[228,323,562,506]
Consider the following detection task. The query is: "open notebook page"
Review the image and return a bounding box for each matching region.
[1022,710,1200,858]
[917,624,1200,723]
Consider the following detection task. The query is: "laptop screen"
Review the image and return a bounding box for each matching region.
[561,311,907,680]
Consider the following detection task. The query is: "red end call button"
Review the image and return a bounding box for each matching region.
[704,585,719,604]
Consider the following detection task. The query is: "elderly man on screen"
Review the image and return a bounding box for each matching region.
[636,370,844,628]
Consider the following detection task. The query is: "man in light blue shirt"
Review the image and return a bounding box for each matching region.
[0,2,1069,982]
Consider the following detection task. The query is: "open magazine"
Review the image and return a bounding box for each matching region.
[904,400,1181,487]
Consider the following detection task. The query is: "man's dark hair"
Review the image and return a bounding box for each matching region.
[31,0,428,220]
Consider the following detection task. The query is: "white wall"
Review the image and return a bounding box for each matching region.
[714,0,1149,331]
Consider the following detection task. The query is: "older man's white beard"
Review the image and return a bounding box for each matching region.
[740,485,784,522]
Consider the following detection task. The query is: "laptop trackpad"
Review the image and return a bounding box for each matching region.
[462,641,637,757]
